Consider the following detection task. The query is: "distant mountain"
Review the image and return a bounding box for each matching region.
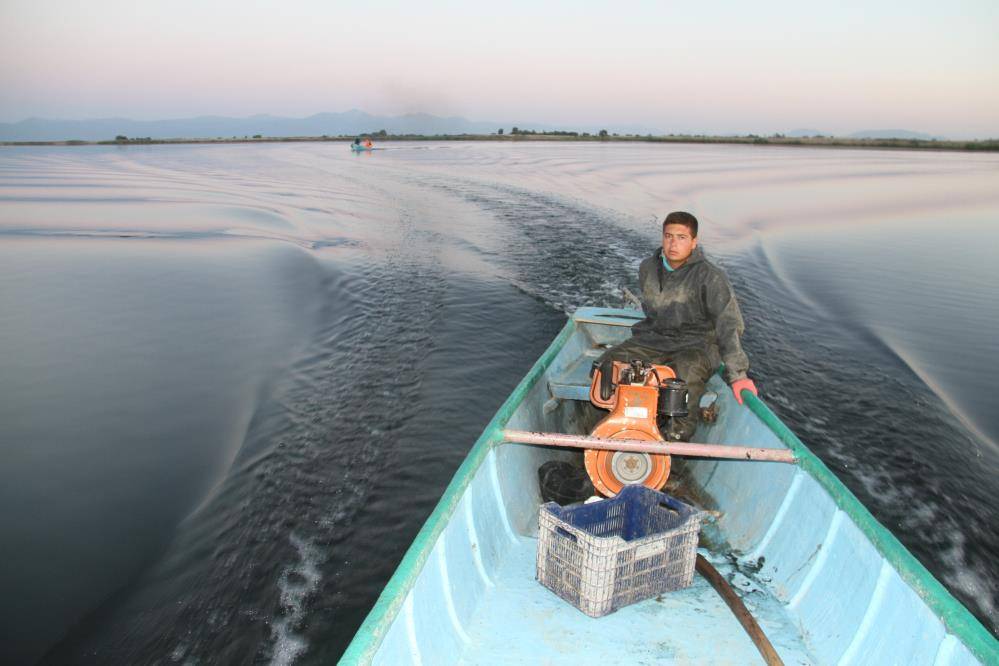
[784,128,946,140]
[848,129,940,140]
[0,111,663,142]
[786,128,828,138]
[0,110,500,142]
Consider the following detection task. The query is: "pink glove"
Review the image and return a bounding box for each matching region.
[731,378,758,405]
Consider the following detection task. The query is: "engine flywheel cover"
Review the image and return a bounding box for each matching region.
[610,450,654,484]
[584,429,670,497]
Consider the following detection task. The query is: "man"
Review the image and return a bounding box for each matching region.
[600,211,757,440]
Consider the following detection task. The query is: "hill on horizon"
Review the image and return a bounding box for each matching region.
[787,128,828,137]
[0,111,954,143]
[0,111,664,142]
[786,128,947,140]
[848,128,940,140]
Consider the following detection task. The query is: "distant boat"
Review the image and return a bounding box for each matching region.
[351,142,374,152]
[339,307,998,665]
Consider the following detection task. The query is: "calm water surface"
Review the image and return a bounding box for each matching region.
[0,142,996,663]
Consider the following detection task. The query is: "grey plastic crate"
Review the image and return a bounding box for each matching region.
[536,485,701,617]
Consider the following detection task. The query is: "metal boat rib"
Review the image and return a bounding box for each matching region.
[340,307,998,665]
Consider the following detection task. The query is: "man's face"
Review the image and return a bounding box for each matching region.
[662,223,697,266]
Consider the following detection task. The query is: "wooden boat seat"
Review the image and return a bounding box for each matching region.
[547,307,645,402]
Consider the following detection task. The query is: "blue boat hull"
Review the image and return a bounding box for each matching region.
[340,307,997,665]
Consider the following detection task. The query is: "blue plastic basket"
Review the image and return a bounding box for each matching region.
[536,485,701,617]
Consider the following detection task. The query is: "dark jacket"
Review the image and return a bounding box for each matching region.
[631,246,749,384]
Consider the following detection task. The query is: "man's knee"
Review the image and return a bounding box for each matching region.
[598,339,664,365]
[668,349,713,385]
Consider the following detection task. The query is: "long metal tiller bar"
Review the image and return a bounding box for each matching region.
[502,429,797,463]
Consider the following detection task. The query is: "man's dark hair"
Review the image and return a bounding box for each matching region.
[662,211,698,238]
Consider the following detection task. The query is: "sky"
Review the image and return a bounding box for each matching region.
[1,1,998,138]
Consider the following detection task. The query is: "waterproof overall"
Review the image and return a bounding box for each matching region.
[600,246,749,440]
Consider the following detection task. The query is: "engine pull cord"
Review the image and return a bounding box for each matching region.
[695,554,784,666]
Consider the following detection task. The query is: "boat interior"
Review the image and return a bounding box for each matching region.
[361,308,983,665]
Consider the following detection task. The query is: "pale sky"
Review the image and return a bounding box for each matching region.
[1,0,998,138]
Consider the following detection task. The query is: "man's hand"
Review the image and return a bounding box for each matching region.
[731,378,758,405]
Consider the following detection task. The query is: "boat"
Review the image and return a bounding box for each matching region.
[351,142,374,152]
[339,307,998,665]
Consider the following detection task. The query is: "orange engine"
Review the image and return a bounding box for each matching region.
[586,360,678,496]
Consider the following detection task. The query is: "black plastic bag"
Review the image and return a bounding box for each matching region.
[538,460,595,505]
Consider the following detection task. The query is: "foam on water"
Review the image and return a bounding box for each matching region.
[270,534,323,666]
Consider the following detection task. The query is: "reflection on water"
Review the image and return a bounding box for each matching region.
[766,214,999,451]
[0,142,996,662]
[0,237,321,661]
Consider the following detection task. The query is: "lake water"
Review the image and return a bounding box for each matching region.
[1,141,996,663]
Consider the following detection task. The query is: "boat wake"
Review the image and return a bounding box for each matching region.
[415,174,651,312]
[7,144,996,663]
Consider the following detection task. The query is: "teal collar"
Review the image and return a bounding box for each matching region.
[661,253,675,272]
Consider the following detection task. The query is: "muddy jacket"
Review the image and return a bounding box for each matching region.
[632,246,749,384]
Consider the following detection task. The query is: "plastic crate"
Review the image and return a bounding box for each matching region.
[536,484,701,617]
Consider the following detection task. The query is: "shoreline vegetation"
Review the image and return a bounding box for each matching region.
[3,129,997,152]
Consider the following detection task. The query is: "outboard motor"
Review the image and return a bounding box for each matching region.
[586,359,687,496]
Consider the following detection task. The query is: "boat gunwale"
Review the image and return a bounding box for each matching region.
[339,307,998,664]
[742,392,998,663]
